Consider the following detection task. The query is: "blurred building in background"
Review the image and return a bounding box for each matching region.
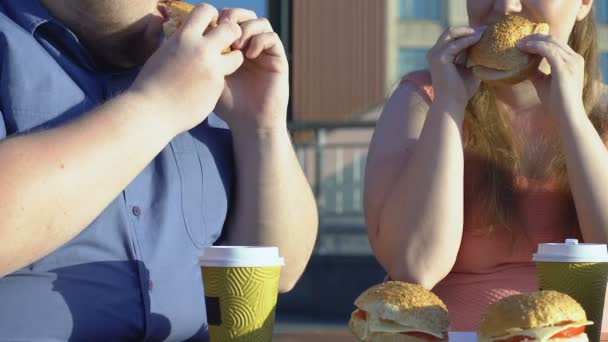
[290,0,468,125]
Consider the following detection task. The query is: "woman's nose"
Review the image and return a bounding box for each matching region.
[493,0,523,15]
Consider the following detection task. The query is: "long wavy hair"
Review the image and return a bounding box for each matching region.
[462,7,606,232]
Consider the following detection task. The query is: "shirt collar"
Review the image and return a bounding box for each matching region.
[5,0,141,76]
[4,0,54,34]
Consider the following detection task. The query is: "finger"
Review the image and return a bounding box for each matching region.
[520,34,576,57]
[435,31,484,65]
[204,21,243,53]
[218,8,258,24]
[437,26,482,44]
[517,40,566,67]
[445,32,484,56]
[244,32,284,59]
[519,33,574,53]
[233,18,273,49]
[181,3,219,37]
[220,50,245,75]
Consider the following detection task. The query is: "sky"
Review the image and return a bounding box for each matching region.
[190,0,267,17]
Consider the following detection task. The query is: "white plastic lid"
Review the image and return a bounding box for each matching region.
[532,239,608,262]
[199,246,285,267]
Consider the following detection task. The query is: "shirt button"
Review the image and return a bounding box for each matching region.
[132,206,141,217]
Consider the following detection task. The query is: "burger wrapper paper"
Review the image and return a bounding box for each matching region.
[536,262,608,342]
[202,266,282,342]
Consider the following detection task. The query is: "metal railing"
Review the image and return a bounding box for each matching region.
[288,121,376,232]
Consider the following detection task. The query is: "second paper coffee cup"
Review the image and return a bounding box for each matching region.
[533,239,608,342]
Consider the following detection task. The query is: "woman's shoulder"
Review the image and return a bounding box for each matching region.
[400,69,433,85]
[378,70,434,124]
[397,69,434,103]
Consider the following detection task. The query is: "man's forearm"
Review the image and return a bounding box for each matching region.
[0,92,175,277]
[225,126,318,292]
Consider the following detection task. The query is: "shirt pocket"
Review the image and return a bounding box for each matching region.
[170,132,229,249]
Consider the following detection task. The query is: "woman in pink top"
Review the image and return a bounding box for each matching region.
[364,0,608,332]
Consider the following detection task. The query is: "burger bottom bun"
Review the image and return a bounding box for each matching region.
[349,316,446,342]
[472,55,543,85]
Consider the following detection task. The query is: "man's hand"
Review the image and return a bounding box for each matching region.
[214,9,289,133]
[130,4,244,136]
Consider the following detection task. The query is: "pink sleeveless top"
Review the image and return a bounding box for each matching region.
[401,71,608,333]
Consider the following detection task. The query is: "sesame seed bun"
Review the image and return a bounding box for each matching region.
[349,281,450,341]
[467,15,550,85]
[478,291,589,338]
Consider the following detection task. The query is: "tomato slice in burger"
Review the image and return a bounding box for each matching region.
[401,332,446,341]
[354,309,367,320]
[551,326,586,339]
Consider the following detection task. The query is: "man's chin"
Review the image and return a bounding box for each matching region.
[87,14,165,69]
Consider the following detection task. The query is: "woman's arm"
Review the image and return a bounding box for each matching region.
[365,27,483,288]
[518,36,608,243]
[558,91,608,243]
[365,25,484,288]
[365,83,467,289]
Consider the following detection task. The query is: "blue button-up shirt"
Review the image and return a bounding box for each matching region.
[0,1,234,340]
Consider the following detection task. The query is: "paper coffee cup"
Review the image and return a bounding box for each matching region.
[533,239,608,342]
[200,246,285,342]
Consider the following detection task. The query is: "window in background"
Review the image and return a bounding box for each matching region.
[399,0,441,20]
[398,48,428,78]
[597,0,608,23]
[602,53,608,82]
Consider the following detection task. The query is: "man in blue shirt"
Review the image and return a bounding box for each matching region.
[0,0,318,340]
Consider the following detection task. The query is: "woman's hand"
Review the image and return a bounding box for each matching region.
[517,34,586,118]
[427,26,485,108]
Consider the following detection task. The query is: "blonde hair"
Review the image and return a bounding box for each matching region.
[462,7,606,232]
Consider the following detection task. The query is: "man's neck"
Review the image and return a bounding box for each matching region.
[39,0,160,70]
